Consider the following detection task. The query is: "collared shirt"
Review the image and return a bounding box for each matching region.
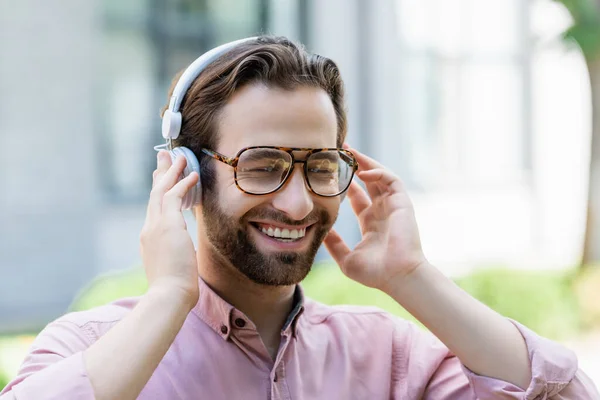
[1,277,598,399]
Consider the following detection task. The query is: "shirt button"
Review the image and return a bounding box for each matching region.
[234,318,246,328]
[220,325,228,334]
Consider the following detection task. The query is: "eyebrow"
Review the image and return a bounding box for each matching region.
[242,148,288,161]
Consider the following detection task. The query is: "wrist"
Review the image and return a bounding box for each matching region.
[380,259,433,297]
[147,281,199,312]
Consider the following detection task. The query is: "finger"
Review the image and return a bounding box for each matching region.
[154,155,187,194]
[342,142,351,150]
[358,168,405,196]
[152,169,158,188]
[322,228,352,267]
[347,180,371,217]
[148,155,187,219]
[348,147,385,172]
[162,171,200,216]
[147,151,173,218]
[155,151,172,182]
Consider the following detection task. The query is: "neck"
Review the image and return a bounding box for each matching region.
[196,241,296,347]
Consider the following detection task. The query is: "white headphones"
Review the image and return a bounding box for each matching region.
[157,37,258,210]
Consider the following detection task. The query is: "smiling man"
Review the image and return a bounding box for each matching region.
[1,36,598,400]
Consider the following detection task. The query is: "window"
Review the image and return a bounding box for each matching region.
[395,0,530,189]
[98,0,269,202]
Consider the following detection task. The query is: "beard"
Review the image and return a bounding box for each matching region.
[201,192,335,286]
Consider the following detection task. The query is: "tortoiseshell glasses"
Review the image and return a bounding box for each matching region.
[201,146,359,197]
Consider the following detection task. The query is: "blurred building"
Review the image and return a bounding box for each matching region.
[0,0,590,332]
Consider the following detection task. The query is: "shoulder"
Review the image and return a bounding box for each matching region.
[40,296,141,345]
[58,296,140,326]
[302,297,444,348]
[302,297,413,334]
[303,297,393,322]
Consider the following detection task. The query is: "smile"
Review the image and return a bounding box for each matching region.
[250,222,312,243]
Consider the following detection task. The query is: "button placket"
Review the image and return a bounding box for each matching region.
[271,362,284,383]
[271,335,290,389]
[270,360,289,399]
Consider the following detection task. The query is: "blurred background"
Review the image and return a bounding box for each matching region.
[2,0,600,390]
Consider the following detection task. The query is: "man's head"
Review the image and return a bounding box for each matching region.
[162,36,348,286]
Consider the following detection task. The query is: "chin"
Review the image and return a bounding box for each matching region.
[236,250,314,286]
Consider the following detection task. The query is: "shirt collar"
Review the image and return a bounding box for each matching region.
[282,284,305,336]
[191,277,305,340]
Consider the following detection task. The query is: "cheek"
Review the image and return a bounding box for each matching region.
[317,198,341,222]
[210,167,247,216]
[218,182,266,220]
[211,166,278,224]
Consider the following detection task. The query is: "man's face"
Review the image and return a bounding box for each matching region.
[198,83,341,286]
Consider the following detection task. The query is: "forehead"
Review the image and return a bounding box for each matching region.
[216,83,338,154]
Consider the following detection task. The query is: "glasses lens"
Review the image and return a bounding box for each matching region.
[306,150,355,196]
[236,148,293,194]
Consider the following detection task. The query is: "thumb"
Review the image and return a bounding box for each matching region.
[323,229,351,267]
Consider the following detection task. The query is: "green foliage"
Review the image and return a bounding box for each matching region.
[455,267,580,340]
[0,370,8,391]
[574,265,600,329]
[554,0,600,59]
[70,263,582,341]
[69,268,148,312]
[306,263,580,340]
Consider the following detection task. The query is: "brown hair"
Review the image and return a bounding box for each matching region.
[160,35,347,193]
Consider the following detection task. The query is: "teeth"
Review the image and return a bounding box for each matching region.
[259,225,307,240]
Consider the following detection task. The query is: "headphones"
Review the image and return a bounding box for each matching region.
[157,36,347,210]
[157,37,257,210]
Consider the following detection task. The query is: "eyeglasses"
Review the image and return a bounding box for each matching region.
[201,146,359,197]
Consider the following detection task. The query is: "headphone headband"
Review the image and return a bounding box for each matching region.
[162,36,258,140]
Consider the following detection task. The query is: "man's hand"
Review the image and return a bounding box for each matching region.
[324,146,533,389]
[323,146,428,294]
[141,151,200,308]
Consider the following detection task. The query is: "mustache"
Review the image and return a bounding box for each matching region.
[242,207,329,227]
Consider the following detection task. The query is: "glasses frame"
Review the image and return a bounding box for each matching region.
[201,146,359,197]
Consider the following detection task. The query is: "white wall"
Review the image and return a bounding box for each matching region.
[0,0,101,332]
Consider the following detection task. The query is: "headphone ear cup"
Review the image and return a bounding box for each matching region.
[162,110,182,139]
[168,146,202,210]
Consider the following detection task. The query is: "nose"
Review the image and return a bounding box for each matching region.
[271,165,314,221]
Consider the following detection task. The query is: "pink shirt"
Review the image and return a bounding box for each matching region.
[1,278,598,399]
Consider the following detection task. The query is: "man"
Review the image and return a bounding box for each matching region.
[1,36,598,399]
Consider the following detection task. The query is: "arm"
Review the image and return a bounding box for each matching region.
[83,286,195,400]
[385,262,531,388]
[0,290,193,400]
[0,321,94,400]
[324,146,600,399]
[389,310,599,399]
[420,350,598,399]
[85,152,200,400]
[1,152,200,400]
[416,321,599,399]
